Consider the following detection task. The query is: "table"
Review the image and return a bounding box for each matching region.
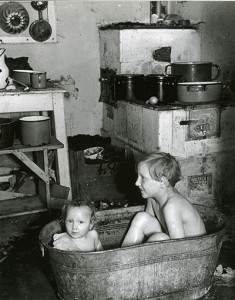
[0,88,72,201]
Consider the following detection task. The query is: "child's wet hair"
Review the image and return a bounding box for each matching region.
[139,152,182,186]
[60,198,96,224]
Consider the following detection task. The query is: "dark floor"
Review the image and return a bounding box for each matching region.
[0,210,234,300]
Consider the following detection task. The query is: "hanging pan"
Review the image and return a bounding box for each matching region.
[29,1,52,42]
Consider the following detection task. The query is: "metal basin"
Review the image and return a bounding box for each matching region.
[39,205,225,300]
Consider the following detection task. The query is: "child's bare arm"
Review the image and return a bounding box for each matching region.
[53,233,77,251]
[93,231,103,251]
[95,238,103,251]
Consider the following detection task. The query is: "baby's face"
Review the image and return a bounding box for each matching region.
[65,206,92,239]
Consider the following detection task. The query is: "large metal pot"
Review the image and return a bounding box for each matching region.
[177,81,222,103]
[114,74,145,102]
[0,118,15,148]
[19,116,51,146]
[165,62,220,82]
[145,74,178,104]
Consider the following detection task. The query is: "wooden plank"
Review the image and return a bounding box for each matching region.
[0,93,53,113]
[0,209,48,220]
[12,151,50,184]
[43,149,51,207]
[0,174,15,183]
[0,137,63,155]
[52,93,72,199]
[0,195,46,218]
[0,191,31,201]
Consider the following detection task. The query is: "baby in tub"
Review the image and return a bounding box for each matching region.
[53,199,103,251]
[122,152,206,247]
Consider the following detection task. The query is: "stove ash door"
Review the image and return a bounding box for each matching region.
[171,105,235,158]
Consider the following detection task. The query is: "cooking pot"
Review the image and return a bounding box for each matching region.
[165,61,220,82]
[145,74,178,104]
[177,81,222,103]
[30,71,47,89]
[0,118,15,149]
[19,116,51,146]
[114,74,145,102]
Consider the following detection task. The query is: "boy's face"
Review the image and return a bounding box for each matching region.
[135,163,161,198]
[65,206,92,239]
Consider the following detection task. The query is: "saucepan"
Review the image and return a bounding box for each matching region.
[177,81,222,103]
[114,74,145,102]
[12,70,47,89]
[165,61,221,82]
[19,116,51,146]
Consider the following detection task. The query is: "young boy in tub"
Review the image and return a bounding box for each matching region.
[121,152,206,247]
[53,199,103,251]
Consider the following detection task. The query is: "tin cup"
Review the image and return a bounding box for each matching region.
[30,71,47,89]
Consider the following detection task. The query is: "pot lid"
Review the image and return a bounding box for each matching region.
[146,74,178,79]
[171,61,212,65]
[20,116,50,122]
[178,81,222,85]
[116,74,145,79]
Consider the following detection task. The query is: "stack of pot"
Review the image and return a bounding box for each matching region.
[114,73,179,105]
[165,61,222,103]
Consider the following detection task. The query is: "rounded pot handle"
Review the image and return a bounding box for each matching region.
[165,64,171,75]
[212,64,221,80]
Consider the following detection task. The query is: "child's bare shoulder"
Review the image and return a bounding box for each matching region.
[165,194,182,208]
[88,229,99,239]
[163,194,189,214]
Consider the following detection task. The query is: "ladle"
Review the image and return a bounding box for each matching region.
[29,1,52,42]
[12,78,30,92]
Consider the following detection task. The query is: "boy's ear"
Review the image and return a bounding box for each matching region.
[160,176,169,186]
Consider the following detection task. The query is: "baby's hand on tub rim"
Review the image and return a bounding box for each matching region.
[53,232,75,250]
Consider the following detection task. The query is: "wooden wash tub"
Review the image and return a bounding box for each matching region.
[39,205,225,300]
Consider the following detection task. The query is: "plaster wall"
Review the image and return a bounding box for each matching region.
[4,1,149,136]
[176,0,235,85]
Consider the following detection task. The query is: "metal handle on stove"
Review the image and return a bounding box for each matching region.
[179,120,198,126]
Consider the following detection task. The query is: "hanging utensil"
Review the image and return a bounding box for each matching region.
[29,1,52,42]
[0,1,29,34]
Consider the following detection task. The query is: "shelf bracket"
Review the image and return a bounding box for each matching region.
[12,150,50,184]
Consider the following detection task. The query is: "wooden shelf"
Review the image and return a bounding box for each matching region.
[0,195,47,220]
[0,137,63,155]
[0,137,65,208]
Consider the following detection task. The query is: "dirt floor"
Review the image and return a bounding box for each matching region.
[0,208,234,300]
